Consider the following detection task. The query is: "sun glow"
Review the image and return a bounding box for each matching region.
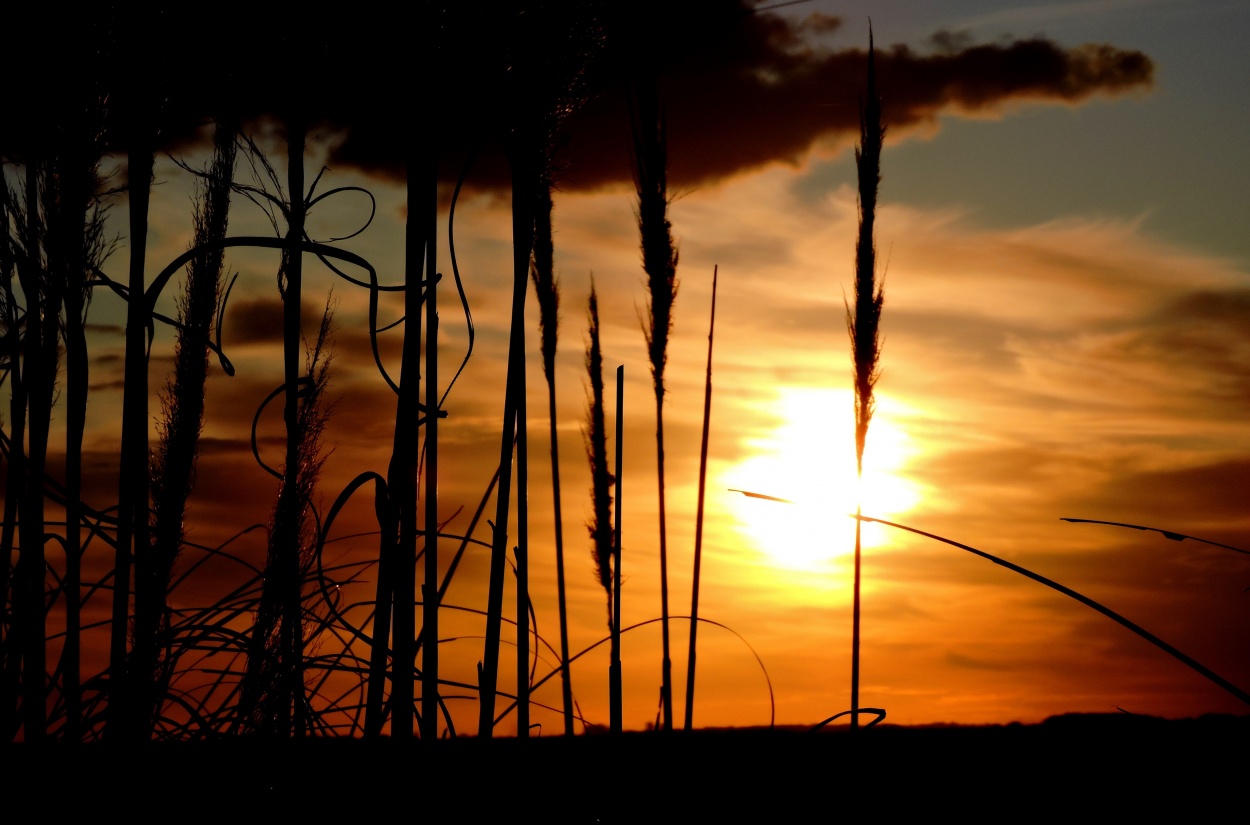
[724,387,920,571]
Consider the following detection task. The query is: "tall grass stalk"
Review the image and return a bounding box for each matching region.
[577,281,620,732]
[847,28,885,731]
[631,73,679,732]
[364,476,396,738]
[12,161,59,743]
[237,297,335,736]
[531,177,575,735]
[386,127,430,740]
[416,6,443,740]
[612,364,625,734]
[479,1,562,738]
[109,136,155,741]
[683,265,717,731]
[141,119,236,735]
[0,179,17,740]
[5,97,109,742]
[860,514,1250,708]
[280,118,308,737]
[480,127,539,740]
[1060,518,1250,556]
[585,281,614,639]
[55,98,109,745]
[476,0,594,739]
[421,146,440,741]
[0,176,24,741]
[516,324,531,737]
[373,120,443,732]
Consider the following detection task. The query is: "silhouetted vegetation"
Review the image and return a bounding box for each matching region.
[847,24,885,731]
[0,5,1243,774]
[630,48,681,735]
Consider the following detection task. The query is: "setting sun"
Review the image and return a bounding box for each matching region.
[724,387,921,571]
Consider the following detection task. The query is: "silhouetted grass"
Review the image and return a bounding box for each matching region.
[585,280,614,630]
[684,265,718,731]
[631,63,680,733]
[1,8,1246,762]
[846,25,885,731]
[531,174,576,735]
[141,119,237,736]
[859,514,1250,708]
[237,297,336,736]
[1061,518,1250,556]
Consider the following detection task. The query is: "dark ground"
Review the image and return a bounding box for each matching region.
[4,713,1245,819]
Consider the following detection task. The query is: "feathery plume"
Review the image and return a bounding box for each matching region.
[532,177,560,384]
[631,63,679,733]
[846,24,886,731]
[585,280,615,628]
[848,28,885,474]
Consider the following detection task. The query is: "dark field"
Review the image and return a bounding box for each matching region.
[6,713,1244,819]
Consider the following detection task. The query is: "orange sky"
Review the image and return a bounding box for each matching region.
[15,1,1250,735]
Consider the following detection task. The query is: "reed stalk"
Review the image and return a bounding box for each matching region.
[860,514,1250,709]
[141,119,236,735]
[612,364,625,734]
[421,146,440,741]
[1060,518,1250,556]
[631,70,679,733]
[847,27,885,731]
[385,128,431,741]
[364,475,396,738]
[13,161,58,743]
[0,84,108,743]
[585,281,614,635]
[480,129,539,740]
[109,130,155,741]
[531,177,575,735]
[0,176,24,742]
[234,120,333,737]
[479,0,595,740]
[280,118,307,737]
[51,114,108,743]
[684,265,717,731]
[238,297,335,736]
[517,328,531,738]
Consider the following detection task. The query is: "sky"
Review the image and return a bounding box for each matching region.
[14,0,1250,734]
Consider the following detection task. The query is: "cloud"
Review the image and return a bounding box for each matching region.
[1080,458,1250,525]
[222,297,331,346]
[1117,289,1250,407]
[321,2,1154,193]
[9,3,1151,203]
[560,34,1150,192]
[997,288,1250,424]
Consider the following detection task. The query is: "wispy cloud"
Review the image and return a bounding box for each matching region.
[946,0,1190,34]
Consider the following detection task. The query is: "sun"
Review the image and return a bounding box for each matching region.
[724,387,920,571]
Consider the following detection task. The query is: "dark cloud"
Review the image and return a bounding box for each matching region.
[1164,288,1250,326]
[1082,458,1250,526]
[1094,289,1250,407]
[1144,292,1250,403]
[7,3,1151,198]
[584,35,1153,192]
[928,29,978,55]
[222,297,329,346]
[800,12,844,37]
[327,3,1153,192]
